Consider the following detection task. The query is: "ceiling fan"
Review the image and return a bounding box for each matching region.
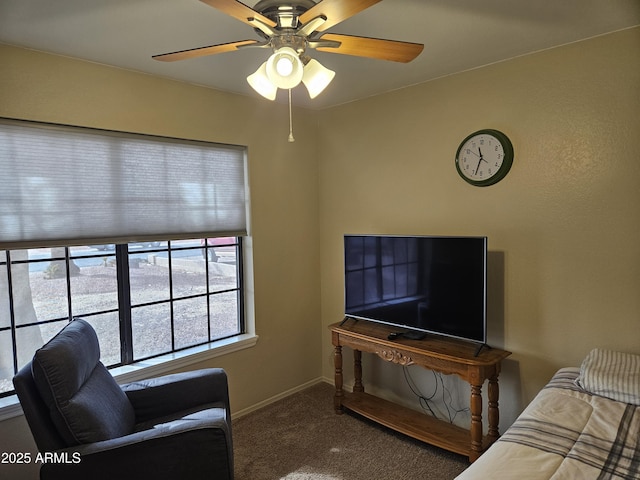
[153,0,424,101]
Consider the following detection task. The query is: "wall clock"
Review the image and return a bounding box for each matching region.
[455,129,514,187]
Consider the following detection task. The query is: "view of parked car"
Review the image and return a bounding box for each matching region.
[201,237,235,262]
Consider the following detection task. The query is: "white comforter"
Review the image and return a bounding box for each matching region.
[456,368,640,479]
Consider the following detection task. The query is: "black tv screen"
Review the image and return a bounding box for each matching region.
[344,235,487,343]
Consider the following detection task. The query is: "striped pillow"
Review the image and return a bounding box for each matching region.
[576,348,640,405]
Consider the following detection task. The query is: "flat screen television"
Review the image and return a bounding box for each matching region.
[344,235,487,344]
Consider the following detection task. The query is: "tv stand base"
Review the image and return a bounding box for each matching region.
[474,342,491,357]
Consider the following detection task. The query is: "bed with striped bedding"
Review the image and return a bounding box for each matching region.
[456,350,640,480]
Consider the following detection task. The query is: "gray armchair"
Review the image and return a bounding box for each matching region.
[13,318,234,480]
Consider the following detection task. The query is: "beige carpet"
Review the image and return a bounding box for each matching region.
[233,382,470,480]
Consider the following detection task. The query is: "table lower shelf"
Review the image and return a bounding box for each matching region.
[341,391,486,460]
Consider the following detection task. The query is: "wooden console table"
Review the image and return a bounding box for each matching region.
[330,320,511,462]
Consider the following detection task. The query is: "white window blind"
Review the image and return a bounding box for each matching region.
[0,119,247,249]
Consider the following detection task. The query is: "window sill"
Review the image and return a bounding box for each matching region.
[0,333,259,422]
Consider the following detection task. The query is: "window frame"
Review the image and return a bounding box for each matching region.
[0,118,257,419]
[0,237,257,415]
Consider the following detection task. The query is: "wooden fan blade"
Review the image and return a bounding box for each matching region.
[199,0,277,28]
[153,40,260,62]
[299,0,381,32]
[316,33,423,63]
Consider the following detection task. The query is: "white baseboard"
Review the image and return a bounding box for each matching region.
[232,376,332,420]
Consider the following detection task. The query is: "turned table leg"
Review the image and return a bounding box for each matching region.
[334,344,344,414]
[353,349,364,393]
[487,372,500,443]
[469,382,483,462]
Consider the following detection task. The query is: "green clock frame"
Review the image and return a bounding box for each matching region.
[455,129,514,187]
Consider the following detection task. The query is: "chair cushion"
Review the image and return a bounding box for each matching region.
[31,318,135,445]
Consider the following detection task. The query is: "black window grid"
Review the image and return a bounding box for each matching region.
[0,238,244,398]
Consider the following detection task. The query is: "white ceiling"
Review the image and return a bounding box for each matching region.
[1,0,639,110]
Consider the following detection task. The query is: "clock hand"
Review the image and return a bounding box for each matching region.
[474,147,487,175]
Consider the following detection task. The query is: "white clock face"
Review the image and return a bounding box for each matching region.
[457,133,505,182]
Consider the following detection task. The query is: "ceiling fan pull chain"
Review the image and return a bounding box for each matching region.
[288,89,295,143]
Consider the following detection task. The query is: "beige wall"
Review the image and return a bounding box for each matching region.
[1,25,639,478]
[0,44,322,479]
[318,26,640,428]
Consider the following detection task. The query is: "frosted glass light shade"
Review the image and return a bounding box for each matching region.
[266,47,304,89]
[276,57,293,76]
[247,61,277,100]
[302,59,335,99]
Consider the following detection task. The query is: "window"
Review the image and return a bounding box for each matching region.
[0,238,243,397]
[0,118,251,400]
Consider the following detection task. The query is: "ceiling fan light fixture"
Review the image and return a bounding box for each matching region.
[266,47,304,89]
[302,58,335,99]
[155,0,426,106]
[276,56,294,76]
[247,61,277,100]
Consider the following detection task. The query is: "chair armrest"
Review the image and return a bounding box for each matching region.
[40,415,233,480]
[121,368,230,423]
